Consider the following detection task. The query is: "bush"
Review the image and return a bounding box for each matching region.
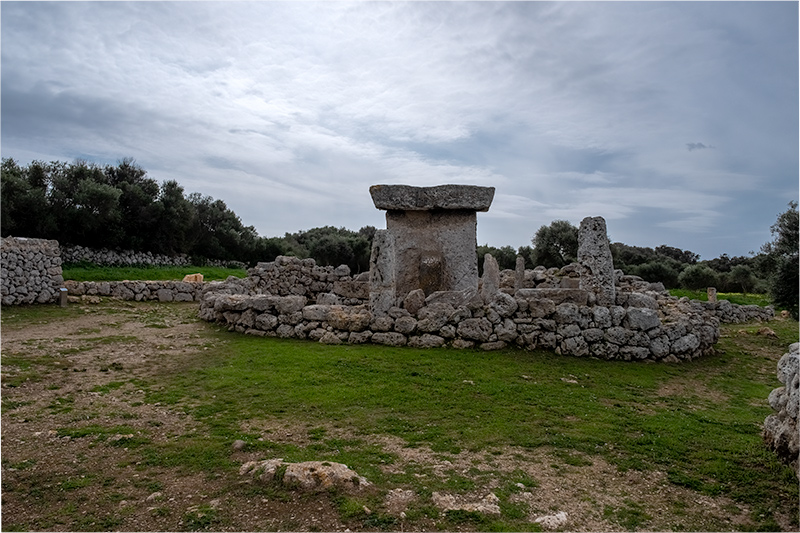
[678,265,719,291]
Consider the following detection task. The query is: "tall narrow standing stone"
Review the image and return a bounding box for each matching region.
[577,216,616,306]
[369,230,396,317]
[481,253,500,303]
[515,255,525,291]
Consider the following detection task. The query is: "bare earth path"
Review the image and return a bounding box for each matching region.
[0,300,791,531]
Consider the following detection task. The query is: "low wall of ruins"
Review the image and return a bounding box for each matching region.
[763,342,799,474]
[63,280,204,302]
[61,244,246,269]
[198,255,773,362]
[1,237,64,305]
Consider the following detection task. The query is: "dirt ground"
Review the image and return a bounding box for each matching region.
[0,300,793,531]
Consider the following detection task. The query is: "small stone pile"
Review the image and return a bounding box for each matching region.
[1,237,63,305]
[763,343,799,474]
[204,255,369,305]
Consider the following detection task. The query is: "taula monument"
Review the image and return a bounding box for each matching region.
[368,184,495,315]
[197,184,773,362]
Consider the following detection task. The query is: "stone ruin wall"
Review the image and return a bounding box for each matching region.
[763,342,799,475]
[61,244,246,269]
[198,253,773,363]
[63,280,204,303]
[1,237,64,305]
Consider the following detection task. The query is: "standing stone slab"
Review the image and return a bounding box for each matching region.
[370,184,495,301]
[369,229,396,317]
[577,216,616,307]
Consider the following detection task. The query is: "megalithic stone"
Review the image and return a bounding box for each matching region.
[481,253,500,303]
[369,184,495,301]
[515,255,525,291]
[369,229,396,317]
[577,216,616,307]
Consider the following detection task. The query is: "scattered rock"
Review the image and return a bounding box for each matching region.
[232,439,247,451]
[758,327,778,338]
[240,459,370,492]
[384,488,416,515]
[431,491,500,515]
[283,461,371,492]
[534,511,569,530]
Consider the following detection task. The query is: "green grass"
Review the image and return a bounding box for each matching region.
[61,264,247,282]
[2,298,797,531]
[132,316,798,529]
[669,289,773,307]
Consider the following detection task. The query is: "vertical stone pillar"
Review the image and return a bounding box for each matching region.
[481,253,500,303]
[369,230,396,317]
[514,255,525,291]
[707,287,718,303]
[577,216,616,306]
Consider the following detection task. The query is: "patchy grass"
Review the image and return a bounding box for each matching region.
[61,264,247,282]
[669,289,773,307]
[2,299,797,531]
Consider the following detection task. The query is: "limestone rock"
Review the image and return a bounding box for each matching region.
[369,184,495,212]
[534,511,568,530]
[577,216,616,306]
[431,492,500,515]
[283,461,370,492]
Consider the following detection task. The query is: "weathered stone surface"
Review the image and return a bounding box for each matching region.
[515,255,526,290]
[431,491,500,515]
[578,216,616,306]
[490,291,518,318]
[369,229,396,317]
[371,332,408,346]
[282,461,370,492]
[515,288,589,306]
[394,315,417,335]
[457,317,493,342]
[425,289,476,309]
[370,184,495,212]
[302,305,331,322]
[333,280,369,299]
[481,254,501,303]
[625,307,661,331]
[327,306,371,332]
[403,289,426,315]
[386,209,479,298]
[274,295,307,314]
[764,343,799,473]
[408,334,446,348]
[417,303,455,332]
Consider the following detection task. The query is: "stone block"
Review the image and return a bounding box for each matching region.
[369,184,495,211]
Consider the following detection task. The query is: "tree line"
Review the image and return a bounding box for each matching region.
[2,158,796,316]
[1,158,375,271]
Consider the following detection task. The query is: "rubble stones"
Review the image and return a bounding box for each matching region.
[763,343,799,474]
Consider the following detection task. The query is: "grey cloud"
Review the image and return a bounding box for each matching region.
[686,142,714,151]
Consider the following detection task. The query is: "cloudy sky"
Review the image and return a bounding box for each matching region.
[2,1,797,260]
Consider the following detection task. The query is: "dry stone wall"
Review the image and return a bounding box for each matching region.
[64,280,204,302]
[197,255,773,362]
[61,244,245,269]
[1,237,64,305]
[763,343,799,474]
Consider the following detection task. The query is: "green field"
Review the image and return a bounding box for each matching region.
[62,263,247,282]
[1,298,797,531]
